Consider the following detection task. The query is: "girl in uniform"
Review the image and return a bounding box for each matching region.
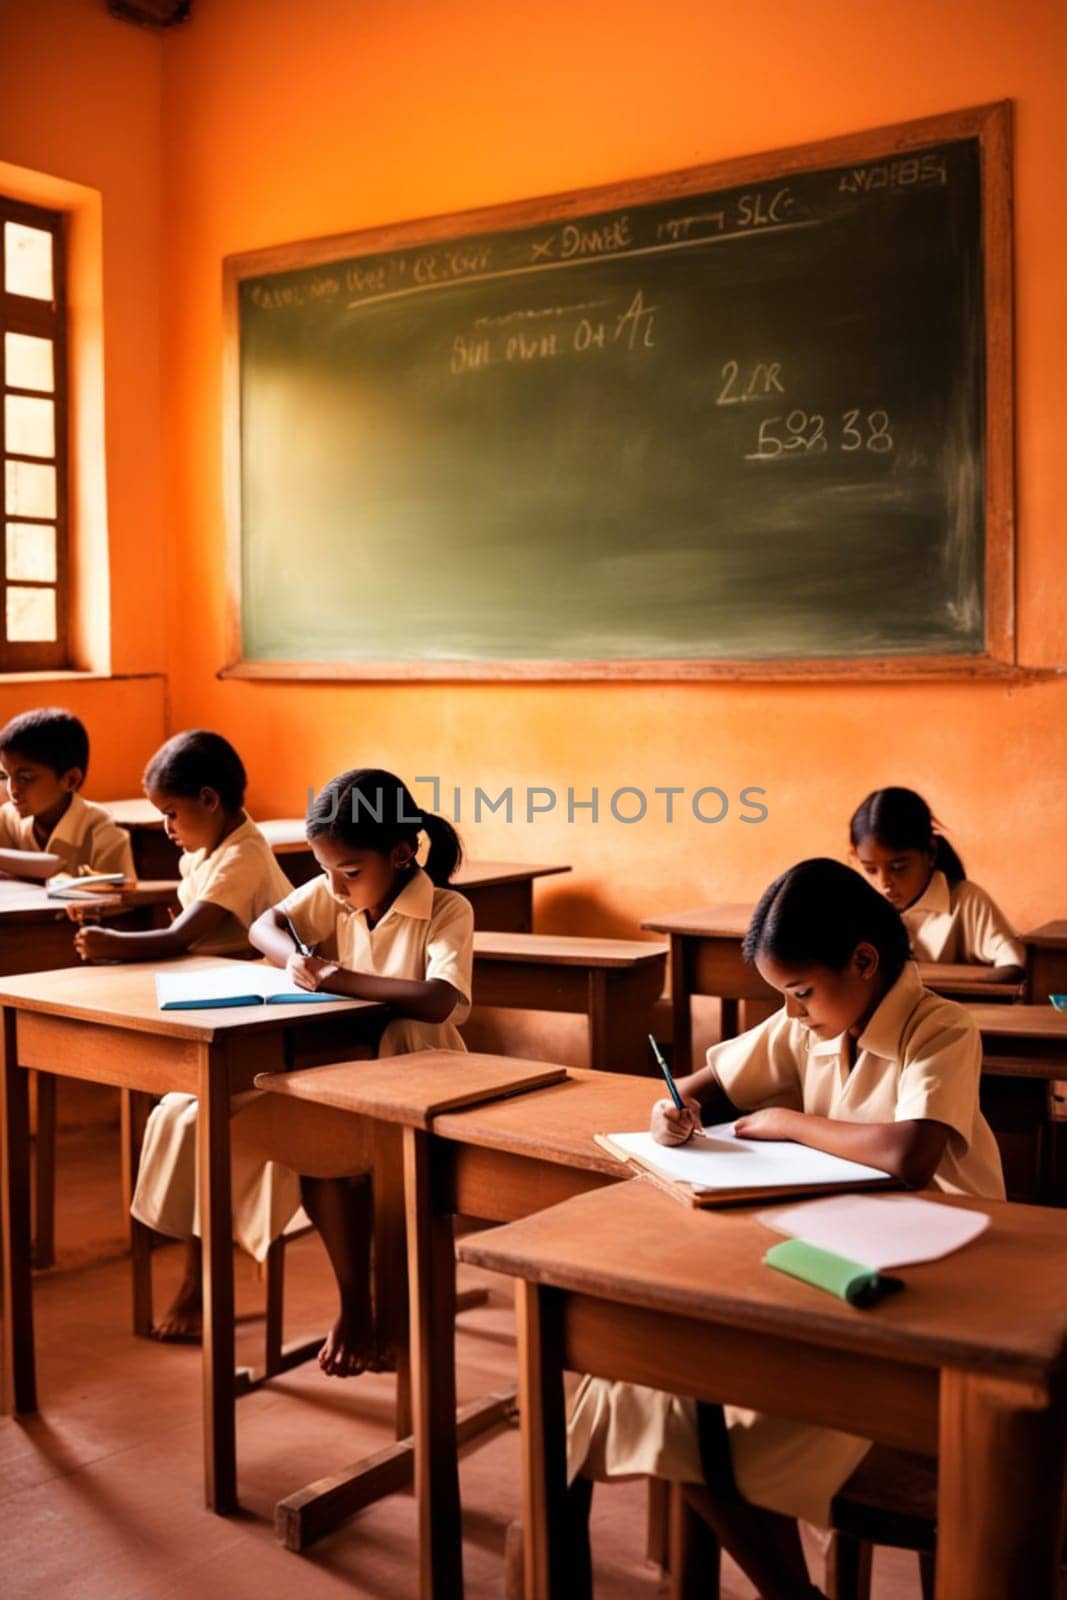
[567,858,1004,1600]
[75,730,293,1339]
[248,766,473,1377]
[850,786,1025,981]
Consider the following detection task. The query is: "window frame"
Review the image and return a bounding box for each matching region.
[0,193,69,672]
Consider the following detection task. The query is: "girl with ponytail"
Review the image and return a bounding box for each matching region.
[249,769,473,1376]
[849,786,1024,981]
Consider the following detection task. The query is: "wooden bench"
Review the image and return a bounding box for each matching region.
[471,931,668,1075]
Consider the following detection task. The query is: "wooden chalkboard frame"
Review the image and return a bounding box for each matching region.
[221,101,1014,682]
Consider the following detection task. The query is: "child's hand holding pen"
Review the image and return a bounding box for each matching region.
[650,1095,704,1146]
[283,915,338,993]
[648,1034,704,1146]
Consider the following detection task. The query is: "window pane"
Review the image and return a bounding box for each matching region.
[6,522,56,581]
[4,333,54,392]
[6,585,56,642]
[4,459,56,518]
[4,222,54,300]
[5,395,54,458]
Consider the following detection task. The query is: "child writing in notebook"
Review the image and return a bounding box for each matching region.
[74,729,292,1338]
[850,786,1025,981]
[247,766,473,1378]
[0,708,134,881]
[567,858,1004,1600]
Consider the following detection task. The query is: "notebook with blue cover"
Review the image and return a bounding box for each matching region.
[156,966,352,1011]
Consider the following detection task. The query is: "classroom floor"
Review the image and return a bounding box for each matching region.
[1,1122,923,1600]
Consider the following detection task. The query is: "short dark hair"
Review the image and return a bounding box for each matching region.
[143,730,247,813]
[306,767,462,886]
[849,786,966,885]
[742,857,910,984]
[0,708,90,780]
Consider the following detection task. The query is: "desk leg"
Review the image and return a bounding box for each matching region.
[198,1046,237,1513]
[937,1368,1066,1599]
[1,1009,35,1412]
[671,937,693,1076]
[32,1070,56,1269]
[590,968,666,1076]
[404,1125,462,1600]
[122,1089,154,1337]
[516,1280,570,1600]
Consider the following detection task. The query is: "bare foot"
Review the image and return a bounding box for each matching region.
[153,1276,203,1342]
[152,1238,202,1342]
[318,1311,375,1378]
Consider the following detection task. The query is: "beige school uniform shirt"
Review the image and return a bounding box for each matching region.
[278,865,474,1051]
[901,868,1025,969]
[176,813,292,954]
[0,792,134,879]
[567,964,1005,1524]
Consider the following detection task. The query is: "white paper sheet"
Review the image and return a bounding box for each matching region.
[155,965,351,1009]
[757,1193,990,1268]
[603,1121,889,1194]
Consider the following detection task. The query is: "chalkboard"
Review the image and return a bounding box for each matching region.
[222,103,1012,679]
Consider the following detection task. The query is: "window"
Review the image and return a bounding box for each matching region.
[1,196,68,670]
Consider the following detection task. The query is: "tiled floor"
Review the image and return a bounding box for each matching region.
[1,1125,922,1599]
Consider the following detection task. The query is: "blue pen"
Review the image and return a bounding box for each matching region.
[648,1033,685,1111]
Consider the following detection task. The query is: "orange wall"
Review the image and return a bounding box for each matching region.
[158,0,1067,935]
[0,0,167,795]
[9,1,1067,924]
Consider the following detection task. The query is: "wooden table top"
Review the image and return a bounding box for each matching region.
[432,1068,661,1176]
[967,1003,1067,1040]
[458,1179,1067,1381]
[473,931,667,967]
[641,903,753,938]
[0,955,385,1041]
[255,1050,568,1129]
[0,877,179,922]
[1025,921,1067,948]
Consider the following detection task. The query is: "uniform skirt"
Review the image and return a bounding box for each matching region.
[130,1014,464,1262]
[566,1376,871,1527]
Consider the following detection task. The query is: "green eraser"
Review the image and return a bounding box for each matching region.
[764,1238,903,1308]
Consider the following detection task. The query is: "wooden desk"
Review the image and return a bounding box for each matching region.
[453,861,570,932]
[1025,922,1067,1005]
[0,875,179,972]
[458,1181,1067,1600]
[643,904,1024,1071]
[0,876,181,1265]
[0,957,386,1513]
[968,1004,1067,1203]
[254,1061,658,1596]
[472,932,668,1075]
[102,802,571,927]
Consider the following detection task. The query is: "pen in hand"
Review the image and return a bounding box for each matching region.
[649,1033,701,1143]
[649,1033,684,1108]
[285,916,316,958]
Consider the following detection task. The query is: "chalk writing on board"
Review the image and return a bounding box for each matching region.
[744,411,895,460]
[450,289,657,374]
[838,152,948,194]
[716,361,786,405]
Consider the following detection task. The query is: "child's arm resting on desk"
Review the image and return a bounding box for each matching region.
[73,899,229,961]
[286,956,464,1024]
[733,1108,949,1188]
[0,845,65,881]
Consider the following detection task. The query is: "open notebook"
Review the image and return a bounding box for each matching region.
[596,1122,894,1207]
[156,966,354,1011]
